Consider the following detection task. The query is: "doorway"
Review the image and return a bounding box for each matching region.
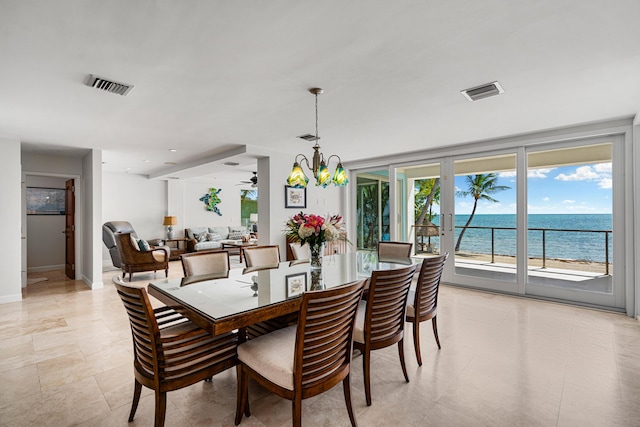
[24,174,79,282]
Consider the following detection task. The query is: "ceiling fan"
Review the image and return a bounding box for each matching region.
[238,171,258,188]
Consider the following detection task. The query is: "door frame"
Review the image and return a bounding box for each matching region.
[22,172,82,281]
[346,120,635,316]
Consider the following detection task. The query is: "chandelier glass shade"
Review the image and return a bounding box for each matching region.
[287,88,349,189]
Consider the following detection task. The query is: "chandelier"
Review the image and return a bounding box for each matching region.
[287,88,349,188]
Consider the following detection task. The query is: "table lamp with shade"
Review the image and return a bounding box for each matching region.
[249,213,258,232]
[163,216,178,239]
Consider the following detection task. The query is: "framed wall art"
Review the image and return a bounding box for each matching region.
[26,187,65,215]
[285,186,306,209]
[286,272,307,298]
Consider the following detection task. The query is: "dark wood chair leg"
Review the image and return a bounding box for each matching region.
[363,349,372,406]
[155,391,167,427]
[343,375,357,427]
[128,379,142,422]
[413,319,422,366]
[235,364,249,425]
[292,397,302,427]
[432,316,441,349]
[398,339,409,383]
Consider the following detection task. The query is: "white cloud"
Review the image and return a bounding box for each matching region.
[555,165,599,181]
[528,168,555,178]
[594,162,612,173]
[543,197,549,201]
[562,199,575,204]
[598,178,612,189]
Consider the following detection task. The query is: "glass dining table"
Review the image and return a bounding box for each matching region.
[148,251,421,336]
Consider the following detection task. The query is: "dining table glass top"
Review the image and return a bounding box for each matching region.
[148,251,421,324]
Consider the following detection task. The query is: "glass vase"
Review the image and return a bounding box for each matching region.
[309,242,325,269]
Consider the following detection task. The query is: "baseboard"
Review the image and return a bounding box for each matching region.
[27,264,64,273]
[83,275,103,289]
[0,293,22,304]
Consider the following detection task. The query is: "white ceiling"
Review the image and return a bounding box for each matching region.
[2,1,639,179]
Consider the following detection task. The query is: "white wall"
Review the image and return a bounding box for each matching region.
[25,176,66,272]
[0,138,22,303]
[83,150,103,288]
[258,151,346,260]
[102,172,168,264]
[182,180,243,231]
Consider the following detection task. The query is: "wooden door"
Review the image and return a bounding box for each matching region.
[65,179,75,279]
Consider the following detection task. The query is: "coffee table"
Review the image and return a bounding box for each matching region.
[221,240,258,263]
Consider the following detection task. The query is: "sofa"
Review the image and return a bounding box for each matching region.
[185,226,255,252]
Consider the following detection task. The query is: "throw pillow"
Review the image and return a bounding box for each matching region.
[227,231,246,240]
[194,232,208,243]
[137,239,151,251]
[130,235,140,250]
[206,233,222,242]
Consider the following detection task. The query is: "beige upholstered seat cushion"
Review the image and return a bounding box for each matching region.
[237,325,296,390]
[406,289,416,318]
[353,300,367,344]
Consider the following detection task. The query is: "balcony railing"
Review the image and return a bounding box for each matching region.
[413,224,612,275]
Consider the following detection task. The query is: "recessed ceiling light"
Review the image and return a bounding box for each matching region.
[143,160,150,163]
[169,149,177,152]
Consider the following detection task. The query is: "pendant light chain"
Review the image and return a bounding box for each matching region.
[315,91,319,143]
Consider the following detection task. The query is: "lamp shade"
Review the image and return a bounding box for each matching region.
[287,162,309,188]
[249,213,258,223]
[316,161,331,187]
[332,163,349,186]
[163,216,178,226]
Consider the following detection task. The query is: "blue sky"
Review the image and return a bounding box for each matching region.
[454,162,612,215]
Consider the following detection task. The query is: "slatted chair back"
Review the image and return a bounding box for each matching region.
[378,241,413,258]
[413,254,448,321]
[181,250,230,277]
[295,279,366,395]
[364,264,416,348]
[114,278,162,379]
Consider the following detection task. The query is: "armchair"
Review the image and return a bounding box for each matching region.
[115,233,170,281]
[103,221,166,268]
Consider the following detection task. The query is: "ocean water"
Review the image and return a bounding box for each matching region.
[429,214,612,263]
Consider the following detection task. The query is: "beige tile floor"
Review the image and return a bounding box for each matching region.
[1,263,639,426]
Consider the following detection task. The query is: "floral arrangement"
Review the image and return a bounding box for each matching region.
[284,212,347,247]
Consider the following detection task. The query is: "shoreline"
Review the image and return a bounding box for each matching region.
[420,251,609,274]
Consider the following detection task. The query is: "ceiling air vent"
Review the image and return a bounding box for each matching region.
[461,81,504,102]
[298,134,320,142]
[223,161,240,166]
[86,74,134,96]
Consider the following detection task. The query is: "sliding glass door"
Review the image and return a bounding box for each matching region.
[356,171,390,250]
[366,134,625,311]
[447,153,519,292]
[524,139,623,308]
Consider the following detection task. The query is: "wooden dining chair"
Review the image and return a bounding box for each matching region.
[113,276,238,427]
[243,245,280,272]
[353,264,417,406]
[235,279,366,427]
[180,250,230,277]
[377,241,413,258]
[288,242,309,261]
[406,253,448,365]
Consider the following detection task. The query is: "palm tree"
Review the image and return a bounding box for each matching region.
[454,174,510,252]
